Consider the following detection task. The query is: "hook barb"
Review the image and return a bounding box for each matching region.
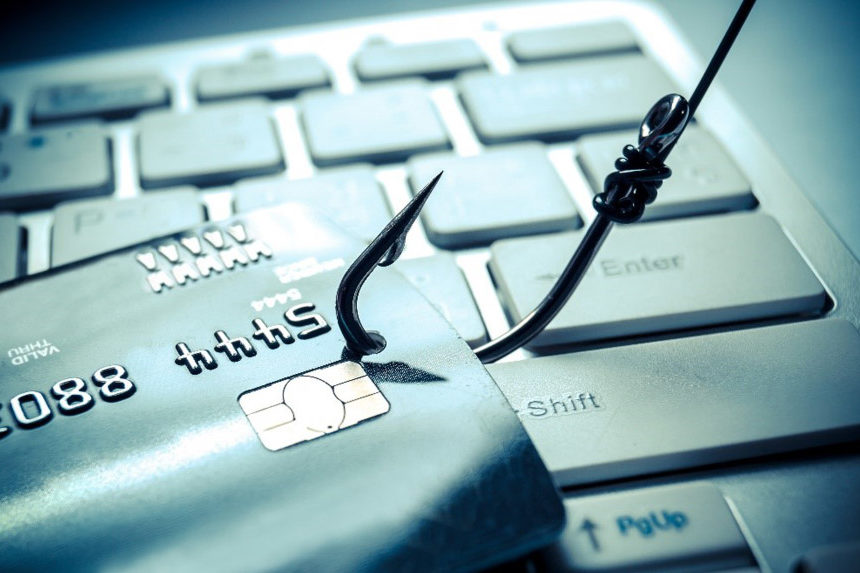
[335,171,443,357]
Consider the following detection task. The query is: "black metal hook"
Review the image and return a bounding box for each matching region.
[335,171,443,358]
[592,94,689,224]
[474,0,755,363]
[473,94,689,363]
[334,0,755,363]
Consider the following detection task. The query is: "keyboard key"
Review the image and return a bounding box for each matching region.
[300,82,450,166]
[488,319,860,485]
[409,144,581,247]
[490,212,825,346]
[196,54,329,102]
[508,21,638,62]
[0,212,20,283]
[138,102,284,189]
[544,483,754,571]
[394,253,487,346]
[458,55,675,143]
[31,75,169,124]
[0,126,113,210]
[578,126,755,220]
[235,166,391,242]
[51,189,204,266]
[354,39,486,81]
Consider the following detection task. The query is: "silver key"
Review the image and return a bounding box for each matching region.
[196,54,329,102]
[0,212,19,283]
[138,102,284,189]
[394,254,487,346]
[408,144,581,247]
[235,166,391,243]
[544,483,754,572]
[507,21,638,62]
[490,212,825,346]
[578,126,755,220]
[0,126,113,210]
[458,55,675,143]
[354,39,486,81]
[488,319,860,485]
[52,189,204,266]
[31,75,169,124]
[300,82,450,166]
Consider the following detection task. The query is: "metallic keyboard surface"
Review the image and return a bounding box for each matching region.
[1,2,859,572]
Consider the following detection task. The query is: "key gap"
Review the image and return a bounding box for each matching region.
[170,68,194,113]
[558,440,860,498]
[271,104,315,180]
[200,187,234,222]
[473,27,514,76]
[323,48,360,95]
[111,125,141,199]
[18,212,51,273]
[547,144,598,224]
[526,313,832,360]
[454,250,517,351]
[429,84,482,158]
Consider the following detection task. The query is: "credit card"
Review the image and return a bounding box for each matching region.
[0,204,563,572]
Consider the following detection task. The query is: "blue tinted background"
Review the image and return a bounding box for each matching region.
[1,0,857,258]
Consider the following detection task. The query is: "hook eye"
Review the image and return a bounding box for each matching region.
[638,94,690,163]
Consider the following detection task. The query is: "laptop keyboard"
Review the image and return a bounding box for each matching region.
[2,2,859,571]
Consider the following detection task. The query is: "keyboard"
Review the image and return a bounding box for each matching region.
[2,1,859,571]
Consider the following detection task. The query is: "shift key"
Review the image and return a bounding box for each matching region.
[489,212,826,347]
[488,319,860,486]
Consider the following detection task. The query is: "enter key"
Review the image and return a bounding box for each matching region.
[544,482,756,571]
[490,212,826,347]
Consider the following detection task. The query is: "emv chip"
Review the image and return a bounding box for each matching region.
[238,361,389,451]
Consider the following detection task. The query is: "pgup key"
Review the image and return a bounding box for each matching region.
[616,510,688,537]
[543,482,756,571]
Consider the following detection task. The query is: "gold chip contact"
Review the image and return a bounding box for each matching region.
[238,361,389,451]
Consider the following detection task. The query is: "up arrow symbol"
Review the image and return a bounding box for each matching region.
[579,518,600,552]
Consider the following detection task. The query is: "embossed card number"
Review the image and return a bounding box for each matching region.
[174,302,331,375]
[0,365,136,439]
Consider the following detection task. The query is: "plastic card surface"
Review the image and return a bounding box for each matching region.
[0,204,563,572]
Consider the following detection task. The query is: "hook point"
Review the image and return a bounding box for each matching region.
[335,171,444,357]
